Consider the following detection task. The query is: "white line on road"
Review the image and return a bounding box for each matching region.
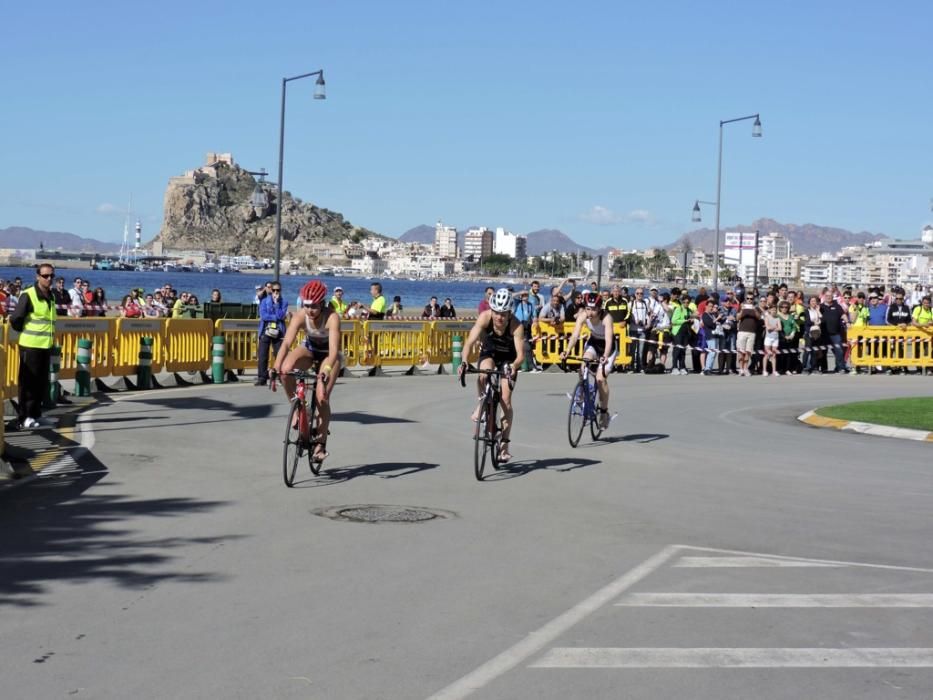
[674,544,933,574]
[616,593,933,607]
[531,647,933,668]
[425,545,681,700]
[674,556,843,568]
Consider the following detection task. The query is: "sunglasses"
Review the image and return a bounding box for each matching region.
[271,288,281,292]
[38,273,55,279]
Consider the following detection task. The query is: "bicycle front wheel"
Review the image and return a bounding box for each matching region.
[474,400,491,481]
[589,378,605,441]
[568,381,586,448]
[283,400,305,487]
[307,397,323,475]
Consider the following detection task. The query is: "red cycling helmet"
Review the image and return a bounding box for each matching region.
[300,280,327,305]
[583,291,601,308]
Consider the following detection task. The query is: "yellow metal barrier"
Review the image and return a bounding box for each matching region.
[428,320,480,365]
[114,318,166,375]
[533,321,631,366]
[849,326,933,368]
[361,320,429,367]
[2,322,15,402]
[164,319,213,373]
[55,318,117,379]
[214,319,260,371]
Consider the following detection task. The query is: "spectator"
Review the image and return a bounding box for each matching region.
[477,287,494,313]
[538,292,566,323]
[152,291,168,316]
[628,287,651,373]
[121,294,143,318]
[68,277,85,317]
[365,282,387,320]
[51,276,69,313]
[820,292,848,373]
[256,282,288,386]
[762,304,781,376]
[439,298,456,318]
[142,293,160,318]
[802,296,825,374]
[669,288,691,374]
[346,300,362,319]
[736,297,760,376]
[330,287,348,316]
[912,295,932,328]
[512,290,540,371]
[171,292,191,318]
[210,288,222,303]
[526,280,545,318]
[91,287,107,316]
[564,290,585,319]
[701,299,724,375]
[386,295,403,318]
[422,296,441,319]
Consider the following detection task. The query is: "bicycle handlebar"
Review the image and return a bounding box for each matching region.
[269,368,320,392]
[559,356,605,373]
[458,363,514,388]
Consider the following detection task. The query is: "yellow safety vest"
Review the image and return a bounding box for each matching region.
[330,297,348,316]
[19,286,57,349]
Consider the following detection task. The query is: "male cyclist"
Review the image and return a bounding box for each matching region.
[273,280,341,463]
[560,291,615,429]
[458,287,525,463]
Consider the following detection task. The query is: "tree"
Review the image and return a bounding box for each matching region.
[481,253,513,275]
[612,253,645,279]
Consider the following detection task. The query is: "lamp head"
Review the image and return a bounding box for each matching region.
[314,73,326,100]
[752,115,762,137]
[691,200,701,223]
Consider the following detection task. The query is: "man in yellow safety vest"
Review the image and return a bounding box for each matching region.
[8,263,58,430]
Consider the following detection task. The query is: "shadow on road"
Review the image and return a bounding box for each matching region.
[330,411,416,425]
[0,446,235,608]
[483,455,602,480]
[581,433,669,445]
[292,461,439,487]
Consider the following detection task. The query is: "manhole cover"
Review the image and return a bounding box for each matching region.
[314,504,456,523]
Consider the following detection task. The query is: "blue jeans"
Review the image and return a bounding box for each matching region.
[829,333,846,372]
[705,337,720,371]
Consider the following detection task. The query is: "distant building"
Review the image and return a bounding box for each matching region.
[759,232,792,260]
[723,231,758,281]
[463,227,493,262]
[434,221,458,259]
[494,227,527,260]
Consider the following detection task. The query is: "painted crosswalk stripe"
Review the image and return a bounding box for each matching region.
[674,556,843,568]
[531,647,933,668]
[616,593,933,607]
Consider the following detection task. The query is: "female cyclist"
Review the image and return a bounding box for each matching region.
[560,291,616,429]
[458,287,525,463]
[273,280,342,463]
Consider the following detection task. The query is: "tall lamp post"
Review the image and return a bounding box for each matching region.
[274,69,326,283]
[710,113,761,293]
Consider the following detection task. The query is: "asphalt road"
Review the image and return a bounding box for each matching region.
[1,371,931,699]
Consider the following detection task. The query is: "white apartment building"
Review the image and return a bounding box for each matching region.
[350,255,388,276]
[434,221,458,259]
[766,258,800,283]
[723,231,758,281]
[463,227,493,262]
[759,232,792,260]
[494,227,527,260]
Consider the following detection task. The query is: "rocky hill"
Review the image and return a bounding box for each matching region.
[155,157,382,257]
[664,218,888,255]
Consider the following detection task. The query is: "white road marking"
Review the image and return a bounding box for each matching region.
[531,647,933,668]
[424,545,680,700]
[616,593,933,608]
[674,544,933,574]
[674,556,843,568]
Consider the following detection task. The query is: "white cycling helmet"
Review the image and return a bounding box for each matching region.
[489,288,512,313]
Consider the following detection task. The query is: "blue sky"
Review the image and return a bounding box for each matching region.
[2,0,931,249]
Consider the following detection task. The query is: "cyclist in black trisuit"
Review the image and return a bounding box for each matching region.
[560,291,616,429]
[458,287,526,463]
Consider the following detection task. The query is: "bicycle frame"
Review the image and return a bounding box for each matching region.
[460,363,512,480]
[563,357,605,446]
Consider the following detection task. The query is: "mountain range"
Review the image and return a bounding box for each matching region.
[400,219,892,257]
[0,226,121,253]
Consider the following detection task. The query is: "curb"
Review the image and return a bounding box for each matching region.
[797,410,933,443]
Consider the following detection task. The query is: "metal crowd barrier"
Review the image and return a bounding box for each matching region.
[533,321,632,366]
[55,318,116,379]
[360,320,429,367]
[428,320,480,365]
[849,326,933,368]
[164,319,213,373]
[113,319,166,375]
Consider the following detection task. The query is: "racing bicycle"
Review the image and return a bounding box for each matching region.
[460,363,513,481]
[562,357,609,447]
[271,368,326,486]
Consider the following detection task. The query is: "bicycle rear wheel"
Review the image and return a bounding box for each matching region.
[568,381,586,447]
[488,398,501,471]
[307,397,324,475]
[283,400,305,487]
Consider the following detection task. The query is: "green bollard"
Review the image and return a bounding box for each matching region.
[75,338,92,397]
[451,334,463,373]
[45,344,61,408]
[212,335,226,384]
[137,336,153,390]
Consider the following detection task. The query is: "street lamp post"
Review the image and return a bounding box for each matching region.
[710,113,761,293]
[274,69,326,283]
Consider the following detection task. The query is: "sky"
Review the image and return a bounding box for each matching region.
[2,0,931,250]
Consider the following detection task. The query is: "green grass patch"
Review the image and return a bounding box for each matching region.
[816,397,933,432]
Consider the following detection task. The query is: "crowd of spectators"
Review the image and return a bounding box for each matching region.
[486,277,933,376]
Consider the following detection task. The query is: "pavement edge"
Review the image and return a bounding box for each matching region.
[797,409,933,443]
